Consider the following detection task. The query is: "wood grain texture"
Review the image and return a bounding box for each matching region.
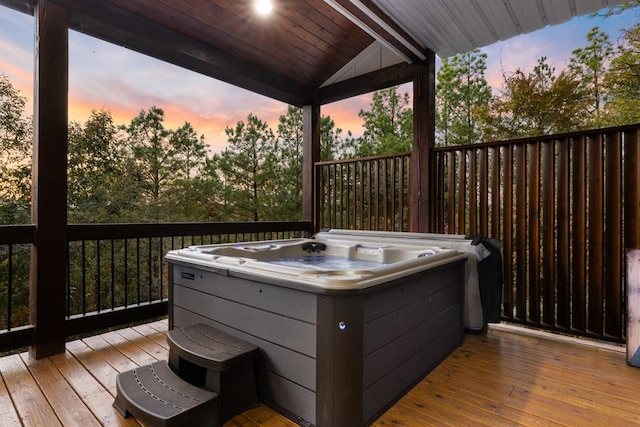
[1,320,639,426]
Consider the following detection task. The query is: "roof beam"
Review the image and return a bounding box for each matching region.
[46,0,314,106]
[324,0,427,63]
[315,62,428,105]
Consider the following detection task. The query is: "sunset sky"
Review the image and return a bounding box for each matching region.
[0,4,638,153]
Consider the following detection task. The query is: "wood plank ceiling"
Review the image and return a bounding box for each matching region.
[0,0,628,107]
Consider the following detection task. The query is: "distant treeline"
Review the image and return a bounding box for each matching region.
[0,17,638,225]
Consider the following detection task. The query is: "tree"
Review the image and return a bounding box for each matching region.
[597,0,640,17]
[67,109,140,223]
[436,49,491,146]
[483,57,588,140]
[568,27,614,126]
[0,74,31,224]
[604,22,640,124]
[124,106,207,222]
[348,86,413,156]
[436,57,457,146]
[218,114,279,221]
[164,122,208,221]
[0,74,31,328]
[275,106,304,221]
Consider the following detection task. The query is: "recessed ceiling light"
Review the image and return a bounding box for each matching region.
[255,0,273,15]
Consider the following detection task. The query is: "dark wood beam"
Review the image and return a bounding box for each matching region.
[0,224,36,245]
[46,0,314,107]
[409,51,436,233]
[303,104,321,231]
[315,62,428,105]
[30,0,68,359]
[330,0,427,63]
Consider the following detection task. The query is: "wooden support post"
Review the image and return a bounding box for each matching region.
[303,104,321,233]
[30,0,69,358]
[409,52,436,233]
[628,249,640,367]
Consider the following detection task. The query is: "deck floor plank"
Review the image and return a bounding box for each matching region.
[49,350,142,426]
[130,323,170,350]
[0,356,24,426]
[114,326,169,361]
[2,322,640,427]
[97,331,158,366]
[19,352,102,427]
[65,339,126,396]
[0,354,63,427]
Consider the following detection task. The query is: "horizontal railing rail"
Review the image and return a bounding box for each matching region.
[0,221,312,352]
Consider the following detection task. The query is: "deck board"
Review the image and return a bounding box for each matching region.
[1,321,639,427]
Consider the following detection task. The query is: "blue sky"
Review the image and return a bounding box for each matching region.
[0,4,638,152]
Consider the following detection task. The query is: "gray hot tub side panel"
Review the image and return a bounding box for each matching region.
[172,306,317,424]
[169,256,466,427]
[361,263,465,423]
[170,265,319,424]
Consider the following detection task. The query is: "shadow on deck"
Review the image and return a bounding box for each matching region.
[0,320,638,426]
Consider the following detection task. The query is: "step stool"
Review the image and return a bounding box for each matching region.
[167,323,260,426]
[113,360,218,427]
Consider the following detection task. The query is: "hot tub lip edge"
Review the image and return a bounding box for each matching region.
[166,254,467,297]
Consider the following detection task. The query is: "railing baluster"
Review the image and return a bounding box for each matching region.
[124,238,128,308]
[479,147,488,237]
[572,136,587,333]
[490,146,501,240]
[503,145,514,320]
[605,131,623,339]
[96,239,101,313]
[111,239,115,310]
[588,133,605,336]
[515,144,527,322]
[527,142,541,324]
[457,150,467,234]
[556,138,571,330]
[469,149,477,235]
[7,244,12,330]
[542,140,555,327]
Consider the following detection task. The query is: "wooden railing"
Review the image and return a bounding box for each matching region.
[315,124,640,343]
[0,221,312,352]
[316,152,411,232]
[432,124,640,342]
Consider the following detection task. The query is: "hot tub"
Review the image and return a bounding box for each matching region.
[166,233,467,427]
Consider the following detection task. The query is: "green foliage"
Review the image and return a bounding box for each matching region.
[347,86,413,156]
[604,22,640,124]
[0,74,31,224]
[68,109,138,223]
[568,27,614,126]
[123,106,208,222]
[436,49,491,146]
[482,57,588,140]
[217,113,279,222]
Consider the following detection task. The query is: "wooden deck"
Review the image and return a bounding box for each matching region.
[1,320,639,427]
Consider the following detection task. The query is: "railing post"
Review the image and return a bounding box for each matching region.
[409,53,435,232]
[303,104,321,232]
[30,0,69,358]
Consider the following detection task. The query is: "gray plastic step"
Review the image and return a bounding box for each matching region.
[113,360,218,427]
[167,323,260,425]
[167,323,259,370]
